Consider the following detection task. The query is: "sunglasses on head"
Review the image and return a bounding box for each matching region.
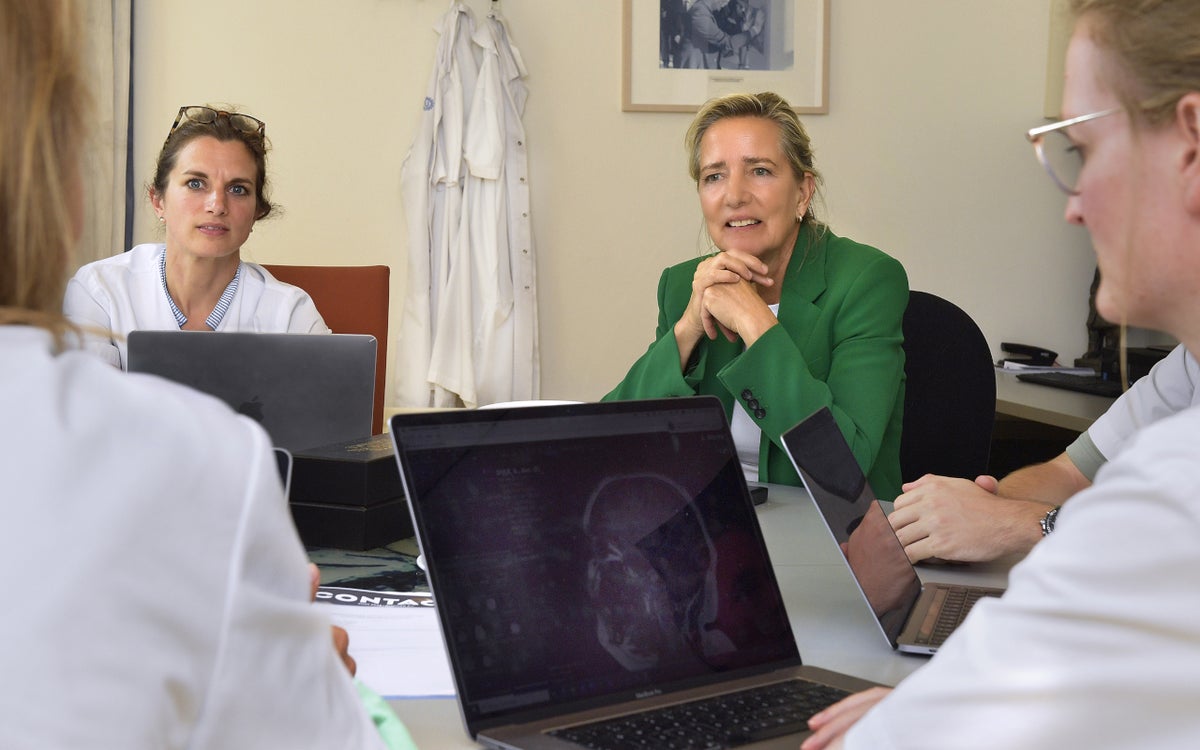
[167,106,266,141]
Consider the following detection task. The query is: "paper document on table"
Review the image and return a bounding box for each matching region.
[315,587,456,699]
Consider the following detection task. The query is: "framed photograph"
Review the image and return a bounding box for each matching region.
[623,0,830,114]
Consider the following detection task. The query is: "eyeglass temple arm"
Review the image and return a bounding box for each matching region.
[1026,107,1122,141]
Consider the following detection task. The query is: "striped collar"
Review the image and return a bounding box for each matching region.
[158,248,243,331]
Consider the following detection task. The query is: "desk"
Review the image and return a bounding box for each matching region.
[994,371,1114,432]
[385,483,1013,748]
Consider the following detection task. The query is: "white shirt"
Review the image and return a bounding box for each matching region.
[0,326,384,749]
[1087,344,1200,460]
[846,398,1200,749]
[733,303,779,480]
[62,243,330,369]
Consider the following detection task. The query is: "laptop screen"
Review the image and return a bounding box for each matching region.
[127,331,375,451]
[781,408,923,647]
[390,397,800,728]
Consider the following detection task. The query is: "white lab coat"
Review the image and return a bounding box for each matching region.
[398,2,476,407]
[0,326,384,749]
[397,3,538,408]
[465,11,539,406]
[845,398,1200,749]
[63,243,329,369]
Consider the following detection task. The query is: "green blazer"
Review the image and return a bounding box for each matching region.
[605,224,908,501]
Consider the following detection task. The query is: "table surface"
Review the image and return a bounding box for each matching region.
[994,370,1115,432]
[385,482,1015,748]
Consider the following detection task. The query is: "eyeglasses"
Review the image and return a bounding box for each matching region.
[1026,108,1120,195]
[168,105,266,140]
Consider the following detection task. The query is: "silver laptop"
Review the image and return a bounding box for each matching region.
[127,330,374,452]
[781,407,1004,656]
[388,396,882,749]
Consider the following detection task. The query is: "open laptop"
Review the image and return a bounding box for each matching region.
[389,396,882,750]
[781,407,1004,656]
[127,330,375,452]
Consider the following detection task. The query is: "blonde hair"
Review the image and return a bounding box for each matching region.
[1070,1,1200,391]
[0,0,89,343]
[684,91,825,226]
[1070,0,1200,126]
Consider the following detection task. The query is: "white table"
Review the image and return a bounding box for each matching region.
[994,370,1114,432]
[386,482,1013,748]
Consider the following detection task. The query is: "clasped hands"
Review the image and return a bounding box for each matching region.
[677,249,779,348]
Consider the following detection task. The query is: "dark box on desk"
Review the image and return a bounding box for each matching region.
[289,497,413,551]
[291,433,403,507]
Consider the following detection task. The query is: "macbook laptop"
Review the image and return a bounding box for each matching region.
[781,407,1004,656]
[127,330,375,452]
[389,396,882,749]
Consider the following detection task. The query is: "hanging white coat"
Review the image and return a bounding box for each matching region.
[397,2,539,408]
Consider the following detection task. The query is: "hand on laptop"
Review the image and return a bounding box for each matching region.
[888,475,1051,564]
[309,563,357,677]
[802,687,892,750]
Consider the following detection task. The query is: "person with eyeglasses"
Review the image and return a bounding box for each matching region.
[62,103,330,369]
[884,78,1200,568]
[802,1,1200,747]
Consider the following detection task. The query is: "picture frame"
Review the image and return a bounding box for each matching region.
[622,0,830,114]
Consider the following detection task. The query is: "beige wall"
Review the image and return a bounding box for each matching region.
[131,0,1103,405]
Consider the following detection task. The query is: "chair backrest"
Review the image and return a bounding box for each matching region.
[262,264,390,435]
[900,291,995,483]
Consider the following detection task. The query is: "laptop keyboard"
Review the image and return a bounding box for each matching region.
[915,586,999,647]
[548,678,850,749]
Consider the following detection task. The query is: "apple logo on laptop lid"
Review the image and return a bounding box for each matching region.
[237,395,265,423]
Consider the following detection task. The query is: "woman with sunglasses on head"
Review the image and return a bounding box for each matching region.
[803,2,1200,748]
[63,104,329,369]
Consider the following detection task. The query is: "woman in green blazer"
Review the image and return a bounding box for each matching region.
[605,92,908,501]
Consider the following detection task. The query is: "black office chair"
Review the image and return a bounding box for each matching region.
[900,291,996,484]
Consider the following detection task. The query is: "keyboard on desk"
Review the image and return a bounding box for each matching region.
[549,679,850,750]
[1016,371,1124,398]
[916,586,999,647]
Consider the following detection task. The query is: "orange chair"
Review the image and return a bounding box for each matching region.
[262,264,390,435]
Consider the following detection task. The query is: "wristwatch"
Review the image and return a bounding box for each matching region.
[1040,506,1061,536]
